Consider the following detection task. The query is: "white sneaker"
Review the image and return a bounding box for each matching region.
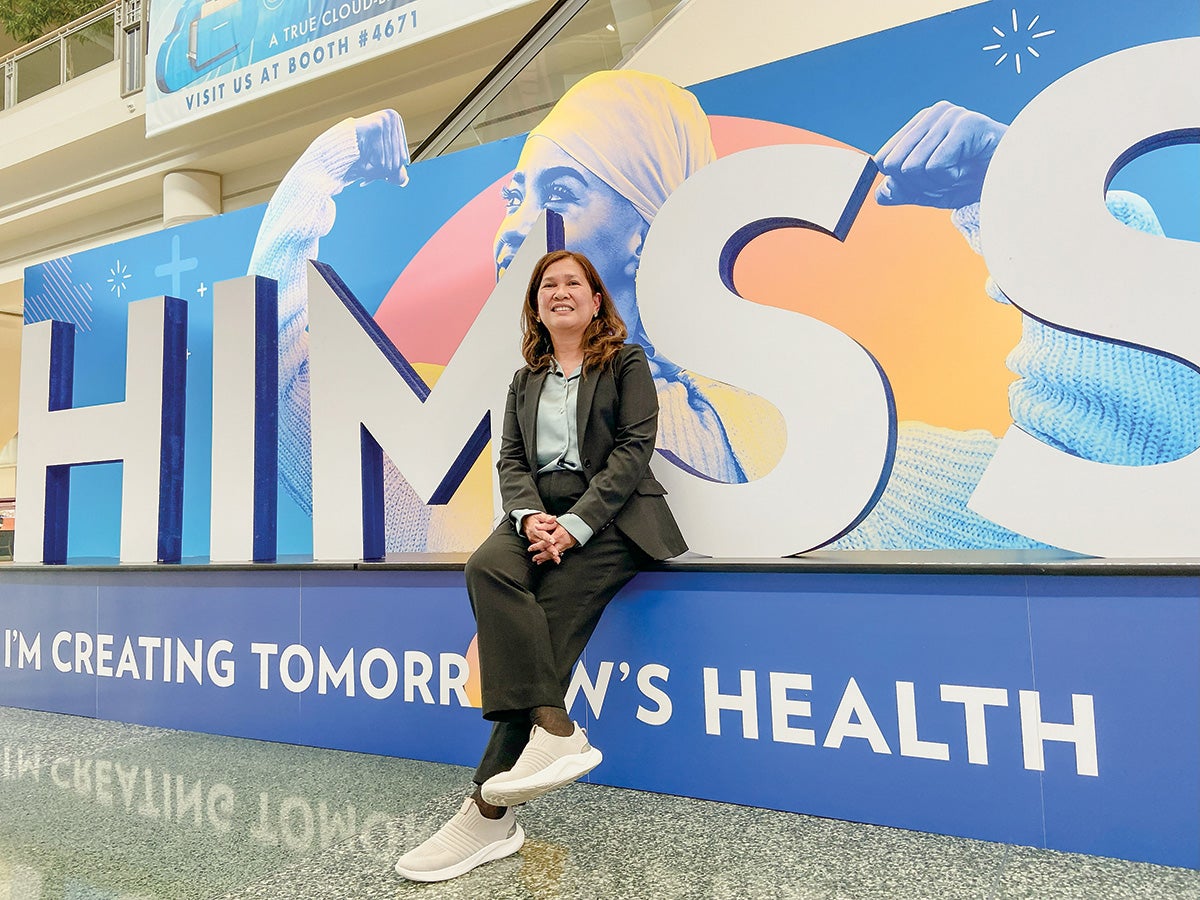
[480,723,603,806]
[394,797,524,882]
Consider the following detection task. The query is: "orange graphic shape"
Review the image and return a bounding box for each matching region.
[709,117,1020,436]
[464,633,482,708]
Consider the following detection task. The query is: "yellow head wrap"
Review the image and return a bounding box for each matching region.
[528,70,717,223]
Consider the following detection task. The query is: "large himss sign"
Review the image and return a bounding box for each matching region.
[145,0,537,136]
[18,0,1200,562]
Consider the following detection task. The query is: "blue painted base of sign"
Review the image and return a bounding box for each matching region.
[0,567,1195,869]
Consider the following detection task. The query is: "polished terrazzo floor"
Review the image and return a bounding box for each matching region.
[0,706,1196,900]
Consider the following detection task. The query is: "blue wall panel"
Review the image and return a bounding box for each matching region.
[95,571,304,740]
[1,567,1197,868]
[0,572,101,718]
[294,570,490,765]
[586,573,1046,847]
[1025,575,1200,866]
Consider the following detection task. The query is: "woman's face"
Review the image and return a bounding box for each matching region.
[535,257,602,344]
[494,137,648,301]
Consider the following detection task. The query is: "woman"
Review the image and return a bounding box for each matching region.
[393,250,687,882]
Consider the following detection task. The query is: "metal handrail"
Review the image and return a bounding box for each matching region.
[0,2,117,66]
[414,0,688,162]
[413,0,584,163]
[2,2,119,110]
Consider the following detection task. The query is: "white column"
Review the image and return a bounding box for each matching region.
[163,170,222,229]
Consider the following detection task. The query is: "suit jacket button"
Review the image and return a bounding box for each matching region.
[584,458,592,468]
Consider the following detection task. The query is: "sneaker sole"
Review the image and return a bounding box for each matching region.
[394,824,525,883]
[479,747,603,806]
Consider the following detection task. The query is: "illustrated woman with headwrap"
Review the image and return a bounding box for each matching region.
[491,71,785,486]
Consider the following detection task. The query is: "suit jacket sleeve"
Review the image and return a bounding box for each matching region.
[569,344,658,533]
[497,370,542,518]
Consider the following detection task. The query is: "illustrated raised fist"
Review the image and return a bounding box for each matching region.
[874,101,1009,209]
[346,109,411,187]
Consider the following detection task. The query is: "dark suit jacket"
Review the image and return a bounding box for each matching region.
[498,343,687,561]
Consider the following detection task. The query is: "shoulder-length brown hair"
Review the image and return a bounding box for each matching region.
[521,250,628,373]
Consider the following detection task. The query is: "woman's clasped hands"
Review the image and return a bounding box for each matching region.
[521,512,578,565]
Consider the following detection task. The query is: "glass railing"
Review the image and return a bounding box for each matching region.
[418,0,684,160]
[1,2,119,111]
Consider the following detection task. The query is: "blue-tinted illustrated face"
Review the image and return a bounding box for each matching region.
[494,137,647,321]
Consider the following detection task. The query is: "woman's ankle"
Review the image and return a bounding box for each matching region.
[530,705,574,737]
[470,786,507,819]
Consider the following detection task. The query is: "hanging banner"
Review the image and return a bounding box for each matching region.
[145,0,538,137]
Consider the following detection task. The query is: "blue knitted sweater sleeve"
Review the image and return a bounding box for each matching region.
[248,119,436,550]
[830,192,1197,550]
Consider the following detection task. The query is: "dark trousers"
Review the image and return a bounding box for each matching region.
[465,469,646,784]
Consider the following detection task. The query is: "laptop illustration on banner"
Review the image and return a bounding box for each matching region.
[156,0,257,93]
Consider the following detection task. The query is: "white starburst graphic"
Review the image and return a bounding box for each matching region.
[107,259,133,298]
[983,8,1055,75]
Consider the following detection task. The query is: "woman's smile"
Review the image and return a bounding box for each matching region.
[536,258,600,339]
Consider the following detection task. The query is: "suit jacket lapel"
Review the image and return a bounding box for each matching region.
[522,368,547,471]
[575,365,601,454]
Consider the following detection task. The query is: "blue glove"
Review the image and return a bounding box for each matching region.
[345,109,411,187]
[874,101,1008,209]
